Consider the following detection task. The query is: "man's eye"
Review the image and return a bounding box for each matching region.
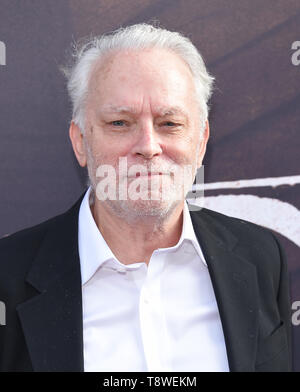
[162,121,179,127]
[111,120,125,126]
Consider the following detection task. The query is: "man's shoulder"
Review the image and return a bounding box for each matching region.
[0,192,85,254]
[0,211,68,276]
[0,190,84,279]
[193,206,276,242]
[191,206,282,273]
[1,211,63,246]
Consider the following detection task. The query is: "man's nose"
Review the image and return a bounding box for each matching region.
[131,121,162,159]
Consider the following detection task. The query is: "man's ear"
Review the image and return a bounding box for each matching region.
[197,120,210,169]
[69,121,87,167]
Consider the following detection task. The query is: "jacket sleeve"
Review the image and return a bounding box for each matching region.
[271,232,293,371]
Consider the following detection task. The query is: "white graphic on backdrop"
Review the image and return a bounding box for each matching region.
[191,175,300,247]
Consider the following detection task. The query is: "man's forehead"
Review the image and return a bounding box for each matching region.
[100,104,188,117]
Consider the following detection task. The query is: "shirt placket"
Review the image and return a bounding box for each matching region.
[139,252,172,372]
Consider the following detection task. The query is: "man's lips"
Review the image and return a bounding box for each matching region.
[121,172,175,182]
[127,172,170,178]
[121,170,174,179]
[137,172,163,177]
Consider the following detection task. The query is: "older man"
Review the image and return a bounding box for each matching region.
[0,23,292,372]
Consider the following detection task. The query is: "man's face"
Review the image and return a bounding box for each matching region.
[72,48,209,220]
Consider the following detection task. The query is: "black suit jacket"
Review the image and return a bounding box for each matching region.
[0,191,292,372]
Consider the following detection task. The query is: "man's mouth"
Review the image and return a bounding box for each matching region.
[135,172,164,177]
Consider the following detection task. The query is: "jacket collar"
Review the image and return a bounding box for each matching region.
[16,194,259,372]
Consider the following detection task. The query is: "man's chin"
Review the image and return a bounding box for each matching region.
[105,198,181,221]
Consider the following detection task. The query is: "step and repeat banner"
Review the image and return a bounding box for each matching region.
[0,0,299,371]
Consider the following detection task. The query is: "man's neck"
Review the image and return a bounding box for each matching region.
[90,199,184,266]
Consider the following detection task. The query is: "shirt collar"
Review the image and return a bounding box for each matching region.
[181,201,208,267]
[78,187,207,285]
[78,187,116,285]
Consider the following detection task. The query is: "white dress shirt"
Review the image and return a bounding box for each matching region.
[78,187,229,372]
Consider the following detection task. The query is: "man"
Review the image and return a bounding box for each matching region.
[0,23,292,372]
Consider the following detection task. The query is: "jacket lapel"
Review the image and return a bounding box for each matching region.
[16,193,86,372]
[190,207,260,372]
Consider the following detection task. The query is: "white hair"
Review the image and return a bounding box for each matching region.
[61,22,215,134]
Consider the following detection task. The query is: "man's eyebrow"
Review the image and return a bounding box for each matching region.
[100,105,139,114]
[100,105,188,117]
[156,106,188,117]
